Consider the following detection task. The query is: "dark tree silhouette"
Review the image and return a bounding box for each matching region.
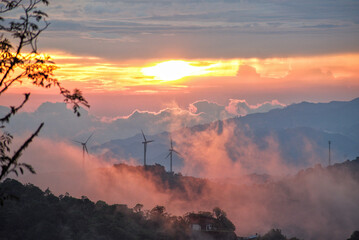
[348,231,359,240]
[260,229,287,240]
[0,0,89,185]
[213,207,236,232]
[0,179,194,239]
[133,203,144,213]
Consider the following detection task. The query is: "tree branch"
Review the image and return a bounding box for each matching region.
[11,122,43,166]
[0,122,43,181]
[0,92,30,124]
[0,71,26,95]
[0,0,24,14]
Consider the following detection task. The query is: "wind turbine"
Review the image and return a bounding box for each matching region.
[141,130,154,167]
[328,140,331,166]
[73,133,94,168]
[165,137,181,173]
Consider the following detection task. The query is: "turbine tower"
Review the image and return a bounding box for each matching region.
[73,133,93,168]
[165,137,181,173]
[141,130,154,167]
[328,140,331,166]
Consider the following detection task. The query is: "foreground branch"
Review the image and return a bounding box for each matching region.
[0,93,30,124]
[0,122,43,181]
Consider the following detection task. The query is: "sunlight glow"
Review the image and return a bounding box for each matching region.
[141,60,209,81]
[9,52,359,94]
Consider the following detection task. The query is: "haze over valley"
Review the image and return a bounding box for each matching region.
[1,0,359,239]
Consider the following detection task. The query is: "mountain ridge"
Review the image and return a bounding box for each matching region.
[94,97,359,170]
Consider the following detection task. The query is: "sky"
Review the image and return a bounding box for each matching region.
[2,2,359,235]
[2,0,359,117]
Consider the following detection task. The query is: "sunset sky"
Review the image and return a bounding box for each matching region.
[3,0,359,116]
[2,3,359,237]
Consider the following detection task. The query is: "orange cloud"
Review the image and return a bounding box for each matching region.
[6,52,359,108]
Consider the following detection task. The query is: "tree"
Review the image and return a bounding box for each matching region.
[213,207,236,231]
[260,229,287,240]
[348,231,359,240]
[0,0,89,183]
[150,205,166,219]
[133,203,144,213]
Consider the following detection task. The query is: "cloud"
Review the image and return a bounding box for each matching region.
[16,137,167,208]
[284,68,335,82]
[189,100,231,121]
[37,0,359,59]
[13,126,359,240]
[173,121,294,178]
[109,107,203,137]
[236,65,261,79]
[188,99,286,120]
[226,99,285,116]
[1,99,285,144]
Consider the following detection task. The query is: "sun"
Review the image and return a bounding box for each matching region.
[141,60,208,81]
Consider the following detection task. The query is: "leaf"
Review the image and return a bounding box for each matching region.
[33,10,48,18]
[22,163,36,174]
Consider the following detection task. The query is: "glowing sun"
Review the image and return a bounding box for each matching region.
[141,60,208,81]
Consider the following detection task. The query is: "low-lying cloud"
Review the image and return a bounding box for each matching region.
[173,122,293,178]
[12,121,359,240]
[1,98,285,144]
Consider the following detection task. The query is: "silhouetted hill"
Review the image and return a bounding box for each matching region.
[232,97,359,138]
[94,98,359,169]
[115,156,359,194]
[113,157,359,240]
[296,156,359,181]
[2,157,358,239]
[113,163,209,200]
[0,178,237,240]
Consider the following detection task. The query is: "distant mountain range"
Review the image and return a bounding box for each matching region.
[0,98,285,143]
[93,98,359,171]
[231,97,359,138]
[2,97,358,172]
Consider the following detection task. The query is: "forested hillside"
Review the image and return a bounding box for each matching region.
[1,157,358,239]
[0,178,237,240]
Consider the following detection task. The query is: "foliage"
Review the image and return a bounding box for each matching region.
[0,179,192,240]
[255,229,301,240]
[0,178,311,240]
[183,209,237,240]
[114,163,209,200]
[213,206,236,232]
[0,0,89,184]
[348,231,359,240]
[259,229,287,240]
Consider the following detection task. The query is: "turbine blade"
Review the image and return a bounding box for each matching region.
[173,149,181,156]
[85,133,94,144]
[170,138,173,148]
[147,140,154,143]
[141,129,147,141]
[165,152,171,159]
[85,145,89,154]
[72,140,82,144]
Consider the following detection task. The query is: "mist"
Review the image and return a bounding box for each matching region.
[12,120,359,240]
